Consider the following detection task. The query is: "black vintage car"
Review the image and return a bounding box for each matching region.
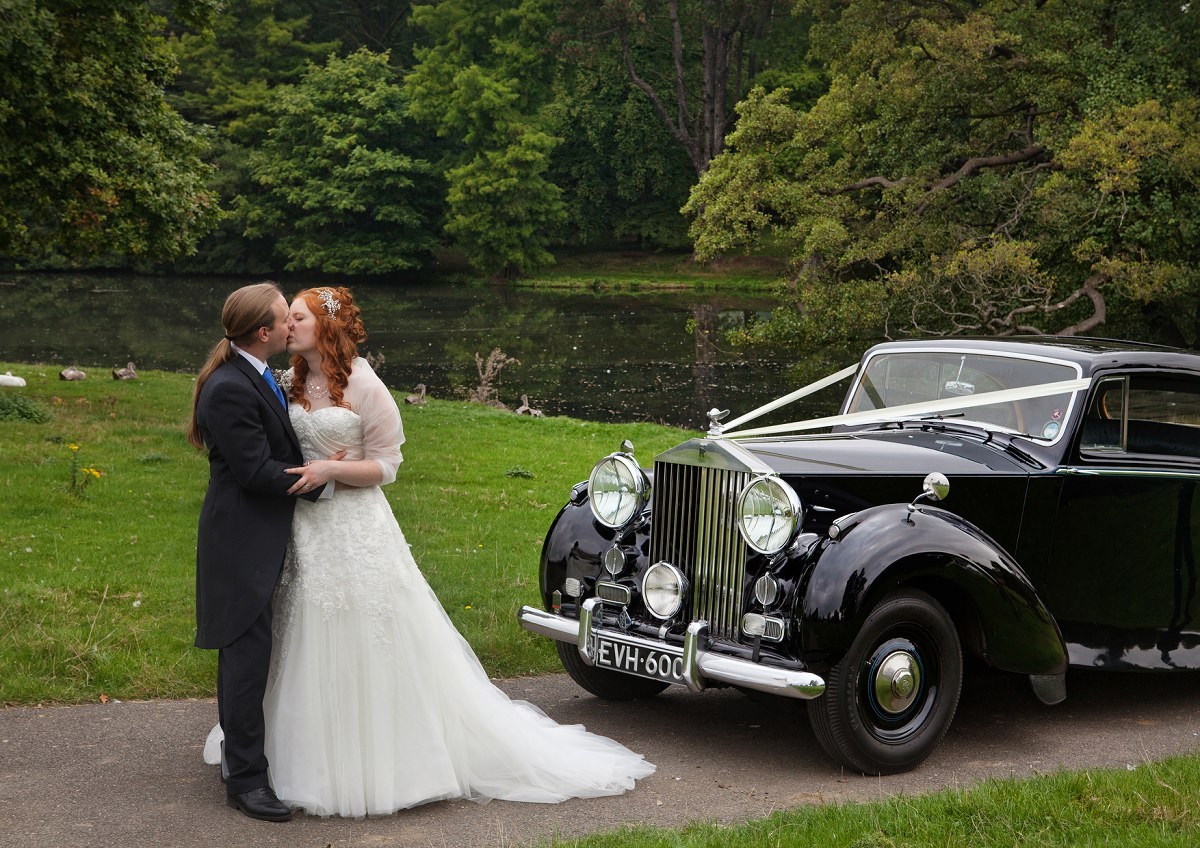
[518,337,1200,774]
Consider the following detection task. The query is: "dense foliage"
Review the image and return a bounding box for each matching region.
[3,0,1198,346]
[407,0,565,276]
[0,0,221,264]
[686,0,1200,346]
[241,49,440,274]
[1,0,816,277]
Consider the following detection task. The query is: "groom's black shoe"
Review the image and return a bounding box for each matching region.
[227,787,293,822]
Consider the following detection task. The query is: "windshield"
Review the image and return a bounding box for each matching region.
[845,350,1081,440]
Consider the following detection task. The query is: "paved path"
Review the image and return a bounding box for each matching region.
[3,670,1199,847]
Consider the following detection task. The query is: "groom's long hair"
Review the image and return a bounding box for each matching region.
[186,282,286,450]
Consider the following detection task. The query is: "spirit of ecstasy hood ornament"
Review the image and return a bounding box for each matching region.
[707,407,730,436]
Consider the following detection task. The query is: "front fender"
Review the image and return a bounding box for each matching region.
[539,496,610,607]
[799,504,1067,676]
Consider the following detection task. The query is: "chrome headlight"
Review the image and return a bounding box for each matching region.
[642,562,687,619]
[736,475,802,554]
[587,453,647,528]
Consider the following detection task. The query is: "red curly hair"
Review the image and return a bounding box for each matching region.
[288,286,367,410]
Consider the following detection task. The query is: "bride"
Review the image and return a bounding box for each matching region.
[205,286,653,818]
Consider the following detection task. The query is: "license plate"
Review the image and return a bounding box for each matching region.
[592,634,685,684]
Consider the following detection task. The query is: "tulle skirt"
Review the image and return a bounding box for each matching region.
[205,485,653,817]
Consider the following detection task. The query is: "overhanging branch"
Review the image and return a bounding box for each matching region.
[837,145,1048,212]
[1055,274,1107,336]
[916,145,1046,213]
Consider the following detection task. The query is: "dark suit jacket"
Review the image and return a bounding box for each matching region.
[194,355,311,649]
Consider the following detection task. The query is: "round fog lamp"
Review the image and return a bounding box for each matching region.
[737,476,802,554]
[642,562,687,619]
[587,453,647,528]
[754,574,779,607]
[603,545,626,576]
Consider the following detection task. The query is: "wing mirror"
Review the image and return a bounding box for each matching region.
[906,472,949,521]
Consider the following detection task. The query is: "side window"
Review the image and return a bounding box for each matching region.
[1083,375,1200,459]
[1080,377,1126,451]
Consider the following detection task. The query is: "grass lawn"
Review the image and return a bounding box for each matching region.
[0,361,689,705]
[560,755,1200,847]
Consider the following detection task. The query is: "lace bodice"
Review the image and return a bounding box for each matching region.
[285,357,404,484]
[290,406,366,462]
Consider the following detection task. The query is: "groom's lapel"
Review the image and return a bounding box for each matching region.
[231,356,299,449]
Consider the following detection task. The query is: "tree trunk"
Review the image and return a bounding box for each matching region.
[618,0,782,176]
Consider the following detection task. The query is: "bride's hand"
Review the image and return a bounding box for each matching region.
[286,450,346,495]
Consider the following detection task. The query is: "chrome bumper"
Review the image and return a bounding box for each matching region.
[518,598,825,701]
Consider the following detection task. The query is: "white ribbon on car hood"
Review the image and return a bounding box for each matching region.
[717,364,860,433]
[719,376,1092,440]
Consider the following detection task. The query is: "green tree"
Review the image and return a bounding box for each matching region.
[241,48,440,274]
[281,0,419,60]
[407,0,565,277]
[546,51,698,249]
[442,126,563,275]
[0,0,221,265]
[687,0,1200,347]
[167,0,336,146]
[555,0,813,176]
[164,0,338,272]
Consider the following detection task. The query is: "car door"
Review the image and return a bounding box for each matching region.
[1043,372,1200,670]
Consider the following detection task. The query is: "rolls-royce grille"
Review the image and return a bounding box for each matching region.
[650,459,750,639]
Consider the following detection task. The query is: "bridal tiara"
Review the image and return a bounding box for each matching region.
[318,289,341,317]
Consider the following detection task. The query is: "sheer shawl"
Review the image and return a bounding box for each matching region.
[294,357,404,485]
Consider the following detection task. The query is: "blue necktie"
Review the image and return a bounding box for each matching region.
[262,367,287,408]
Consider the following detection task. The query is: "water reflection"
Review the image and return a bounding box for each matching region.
[0,273,847,428]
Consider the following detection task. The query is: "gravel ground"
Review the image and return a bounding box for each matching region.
[3,669,1199,848]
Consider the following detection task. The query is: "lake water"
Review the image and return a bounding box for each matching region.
[0,272,843,428]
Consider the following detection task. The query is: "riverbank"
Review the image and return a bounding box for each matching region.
[516,250,787,290]
[0,273,799,428]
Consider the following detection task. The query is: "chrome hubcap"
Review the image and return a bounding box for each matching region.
[872,649,921,715]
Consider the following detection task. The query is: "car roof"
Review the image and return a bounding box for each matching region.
[862,336,1200,377]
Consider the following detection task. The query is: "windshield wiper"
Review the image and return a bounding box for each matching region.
[868,414,966,431]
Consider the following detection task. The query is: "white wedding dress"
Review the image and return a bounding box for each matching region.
[205,361,653,817]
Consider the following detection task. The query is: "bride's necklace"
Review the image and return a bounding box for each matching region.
[306,380,330,400]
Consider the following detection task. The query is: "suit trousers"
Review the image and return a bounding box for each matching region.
[217,603,274,795]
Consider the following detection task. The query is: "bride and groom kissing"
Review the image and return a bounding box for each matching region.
[188,282,653,821]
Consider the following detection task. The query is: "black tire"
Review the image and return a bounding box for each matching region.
[555,640,669,701]
[807,589,962,775]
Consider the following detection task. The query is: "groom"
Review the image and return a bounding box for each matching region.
[188,282,332,822]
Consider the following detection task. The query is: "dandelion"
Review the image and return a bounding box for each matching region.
[66,444,104,497]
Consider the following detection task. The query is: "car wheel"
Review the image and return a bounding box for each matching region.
[555,640,669,700]
[807,588,962,775]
